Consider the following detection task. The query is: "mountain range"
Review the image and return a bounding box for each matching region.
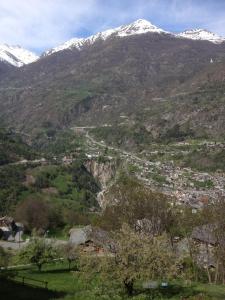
[1,19,225,67]
[0,19,225,141]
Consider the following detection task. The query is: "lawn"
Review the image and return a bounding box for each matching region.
[2,261,225,300]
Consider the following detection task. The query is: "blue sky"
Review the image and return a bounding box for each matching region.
[0,0,225,53]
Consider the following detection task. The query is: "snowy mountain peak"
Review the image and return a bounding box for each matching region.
[116,19,167,36]
[132,19,154,26]
[0,44,39,67]
[178,29,225,44]
[45,19,169,56]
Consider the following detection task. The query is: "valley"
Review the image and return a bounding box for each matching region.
[71,127,225,209]
[0,15,225,300]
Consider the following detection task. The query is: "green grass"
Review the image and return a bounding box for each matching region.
[194,283,225,299]
[127,164,140,174]
[18,265,78,294]
[192,179,215,189]
[152,173,168,185]
[3,262,225,300]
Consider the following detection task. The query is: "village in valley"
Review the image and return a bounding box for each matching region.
[1,128,225,299]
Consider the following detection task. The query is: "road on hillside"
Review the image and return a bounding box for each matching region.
[0,238,67,251]
[85,131,154,167]
[0,240,29,250]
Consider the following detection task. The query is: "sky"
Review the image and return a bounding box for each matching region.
[0,0,225,53]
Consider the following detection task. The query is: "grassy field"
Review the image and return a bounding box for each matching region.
[2,261,225,300]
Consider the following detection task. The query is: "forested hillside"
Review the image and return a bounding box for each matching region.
[0,31,225,141]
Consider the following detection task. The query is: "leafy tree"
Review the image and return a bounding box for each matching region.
[14,196,62,233]
[61,243,79,270]
[0,165,27,214]
[17,237,58,271]
[34,174,50,189]
[79,224,176,296]
[14,197,51,232]
[99,176,175,236]
[178,199,225,284]
[162,124,194,142]
[208,198,225,284]
[0,127,36,166]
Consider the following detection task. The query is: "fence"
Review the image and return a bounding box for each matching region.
[13,275,48,289]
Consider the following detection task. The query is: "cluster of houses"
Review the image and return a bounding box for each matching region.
[69,226,114,254]
[68,222,221,270]
[0,213,221,272]
[174,223,223,270]
[0,216,23,242]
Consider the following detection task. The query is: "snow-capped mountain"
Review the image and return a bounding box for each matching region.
[0,44,39,67]
[45,19,225,56]
[2,20,224,65]
[178,29,225,44]
[45,19,170,55]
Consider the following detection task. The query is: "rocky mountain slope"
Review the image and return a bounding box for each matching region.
[0,19,225,140]
[0,60,15,80]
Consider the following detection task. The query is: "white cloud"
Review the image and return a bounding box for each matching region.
[0,0,98,52]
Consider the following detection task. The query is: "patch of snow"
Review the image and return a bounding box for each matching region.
[177,29,225,44]
[0,44,39,67]
[115,19,168,37]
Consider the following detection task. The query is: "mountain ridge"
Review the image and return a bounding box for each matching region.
[44,19,225,56]
[178,29,225,44]
[1,19,225,67]
[44,19,170,56]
